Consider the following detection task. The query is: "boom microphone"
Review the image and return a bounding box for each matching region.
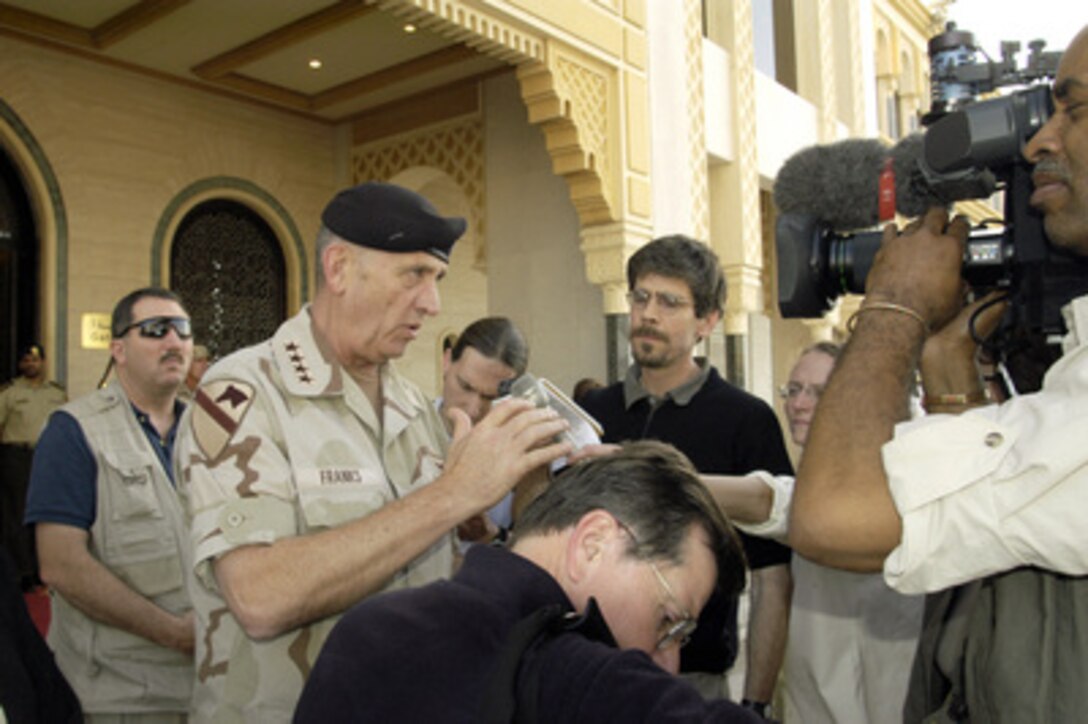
[773,135,961,230]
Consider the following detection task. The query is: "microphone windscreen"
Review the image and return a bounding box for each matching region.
[774,134,947,230]
[774,138,888,231]
[891,134,949,217]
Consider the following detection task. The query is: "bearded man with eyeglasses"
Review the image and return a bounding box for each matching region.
[25,287,195,721]
[579,235,793,719]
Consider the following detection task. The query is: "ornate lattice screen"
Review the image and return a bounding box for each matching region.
[170,200,285,359]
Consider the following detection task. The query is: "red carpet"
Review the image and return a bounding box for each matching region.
[23,586,51,638]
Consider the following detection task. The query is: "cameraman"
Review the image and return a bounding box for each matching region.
[789,24,1088,720]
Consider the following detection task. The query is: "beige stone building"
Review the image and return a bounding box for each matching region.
[0,0,945,454]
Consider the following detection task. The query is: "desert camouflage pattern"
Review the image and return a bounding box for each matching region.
[177,307,452,722]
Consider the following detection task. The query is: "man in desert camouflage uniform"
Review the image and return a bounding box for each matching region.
[177,182,571,722]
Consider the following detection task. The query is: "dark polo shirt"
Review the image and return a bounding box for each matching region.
[581,363,793,673]
[297,545,760,722]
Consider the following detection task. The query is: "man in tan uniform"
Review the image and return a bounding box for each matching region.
[0,344,67,444]
[178,182,571,722]
[0,343,66,589]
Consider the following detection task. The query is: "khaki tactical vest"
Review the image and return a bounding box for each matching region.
[48,380,193,713]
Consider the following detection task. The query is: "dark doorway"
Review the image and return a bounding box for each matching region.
[0,146,38,382]
[170,200,286,360]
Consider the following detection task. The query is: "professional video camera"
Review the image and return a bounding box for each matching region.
[775,23,1088,358]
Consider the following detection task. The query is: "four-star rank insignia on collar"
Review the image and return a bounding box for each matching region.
[192,379,255,461]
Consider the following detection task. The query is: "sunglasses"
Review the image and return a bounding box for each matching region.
[117,316,193,340]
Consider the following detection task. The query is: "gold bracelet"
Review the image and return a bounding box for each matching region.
[847,301,930,335]
[926,391,986,406]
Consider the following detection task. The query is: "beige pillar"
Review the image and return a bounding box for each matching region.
[706,0,763,336]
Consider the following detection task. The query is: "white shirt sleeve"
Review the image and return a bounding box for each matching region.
[734,470,794,544]
[882,344,1088,594]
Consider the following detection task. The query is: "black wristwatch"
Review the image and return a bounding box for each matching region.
[740,699,769,718]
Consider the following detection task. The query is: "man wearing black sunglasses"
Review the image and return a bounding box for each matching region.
[25,287,195,720]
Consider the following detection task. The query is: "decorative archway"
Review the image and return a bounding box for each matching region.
[382,0,654,314]
[0,99,68,383]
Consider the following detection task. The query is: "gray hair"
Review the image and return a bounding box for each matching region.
[314,225,341,289]
[801,341,841,361]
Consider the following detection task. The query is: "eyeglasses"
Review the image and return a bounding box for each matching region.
[116,316,193,340]
[626,288,693,315]
[778,382,824,401]
[615,518,698,651]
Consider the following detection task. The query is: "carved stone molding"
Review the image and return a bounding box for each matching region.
[384,0,636,230]
[683,0,709,240]
[714,0,764,325]
[580,219,653,314]
[378,0,545,63]
[518,43,618,227]
[381,0,651,304]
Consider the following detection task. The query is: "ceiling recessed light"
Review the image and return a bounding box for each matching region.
[403,23,417,34]
[308,58,323,70]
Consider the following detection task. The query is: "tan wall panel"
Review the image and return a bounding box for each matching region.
[506,0,624,58]
[0,36,339,396]
[624,26,647,69]
[627,176,651,218]
[351,80,481,146]
[624,0,646,28]
[624,71,649,175]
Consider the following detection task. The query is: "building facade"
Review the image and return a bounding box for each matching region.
[0,0,942,445]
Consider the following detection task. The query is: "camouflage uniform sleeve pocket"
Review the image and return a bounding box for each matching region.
[216,496,297,546]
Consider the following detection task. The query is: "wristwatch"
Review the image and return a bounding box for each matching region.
[740,699,772,720]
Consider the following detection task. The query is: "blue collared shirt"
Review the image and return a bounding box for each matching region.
[24,400,185,531]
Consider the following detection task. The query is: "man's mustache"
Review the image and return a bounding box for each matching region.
[161,351,186,364]
[1033,158,1071,184]
[629,326,668,342]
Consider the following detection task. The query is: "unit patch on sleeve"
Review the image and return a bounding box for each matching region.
[192,380,256,461]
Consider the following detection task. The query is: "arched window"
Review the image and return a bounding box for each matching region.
[170,199,286,359]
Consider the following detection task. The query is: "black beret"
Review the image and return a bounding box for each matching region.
[321,182,466,262]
